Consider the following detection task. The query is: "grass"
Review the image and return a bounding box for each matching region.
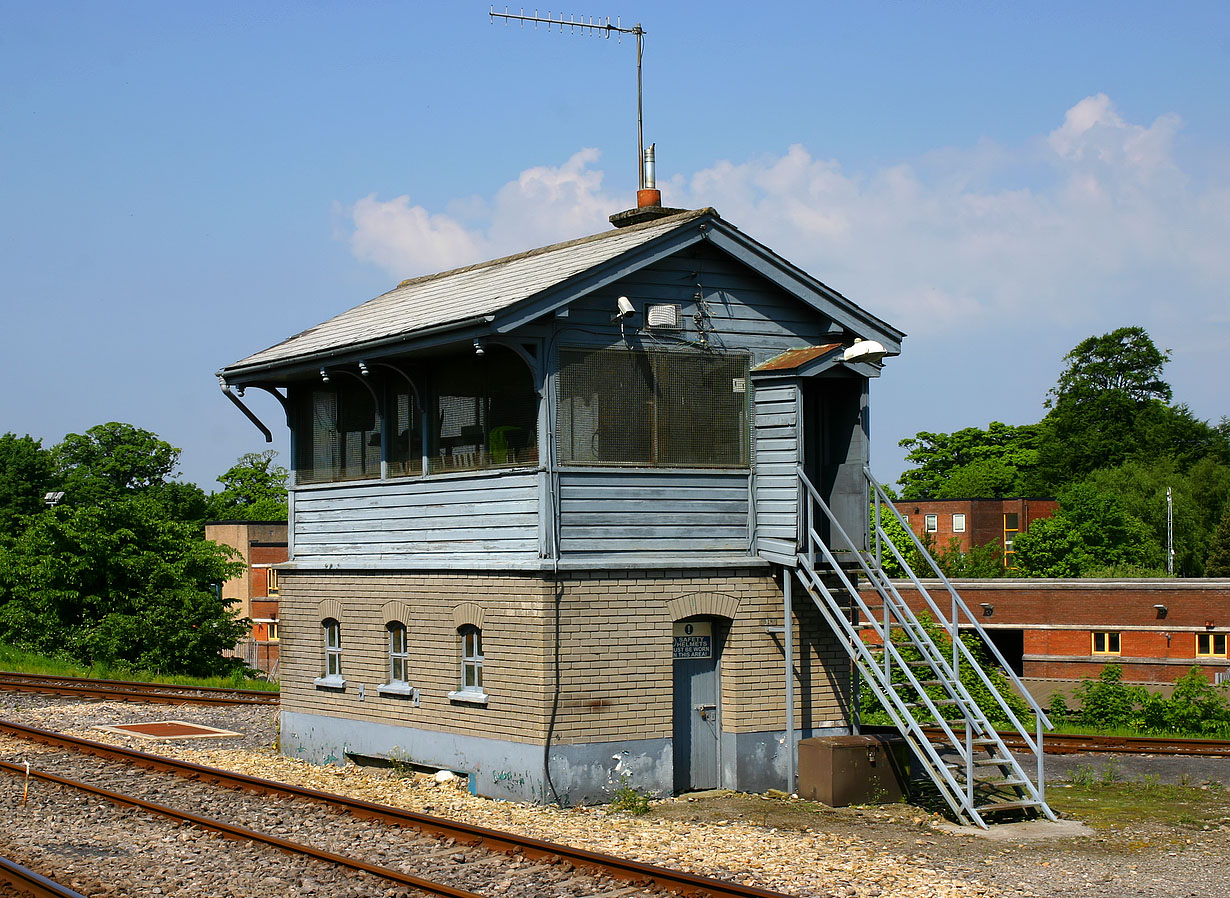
[0,643,279,692]
[1048,775,1230,830]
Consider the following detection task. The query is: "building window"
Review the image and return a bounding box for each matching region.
[266,569,280,596]
[556,347,750,468]
[952,513,966,533]
[313,618,345,688]
[291,346,539,483]
[1004,512,1020,568]
[1197,633,1228,657]
[294,380,382,484]
[1092,632,1121,655]
[924,514,938,533]
[388,623,409,684]
[428,345,539,473]
[448,624,488,704]
[267,621,280,642]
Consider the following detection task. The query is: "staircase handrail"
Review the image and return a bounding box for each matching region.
[797,471,982,756]
[867,471,1053,735]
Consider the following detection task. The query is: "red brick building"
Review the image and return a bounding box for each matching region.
[205,521,288,675]
[894,498,1059,567]
[859,578,1230,685]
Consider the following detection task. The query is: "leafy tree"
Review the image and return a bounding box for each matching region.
[0,433,57,541]
[898,422,1045,501]
[206,450,288,522]
[54,422,181,506]
[1011,482,1164,577]
[932,537,1006,579]
[1039,326,1174,481]
[1207,504,1230,577]
[1139,668,1230,736]
[0,495,246,675]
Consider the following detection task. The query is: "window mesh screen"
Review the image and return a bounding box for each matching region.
[388,387,423,477]
[295,381,382,483]
[429,345,538,474]
[557,348,749,467]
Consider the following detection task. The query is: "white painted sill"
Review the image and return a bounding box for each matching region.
[447,689,489,705]
[377,682,418,698]
[313,676,347,690]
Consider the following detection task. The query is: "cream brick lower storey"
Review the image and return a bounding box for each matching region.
[278,567,851,803]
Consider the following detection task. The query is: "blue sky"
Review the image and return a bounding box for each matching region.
[3,1,1227,492]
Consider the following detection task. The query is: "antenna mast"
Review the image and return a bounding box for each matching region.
[490,7,648,190]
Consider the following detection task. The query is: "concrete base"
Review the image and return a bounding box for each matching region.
[935,818,1095,840]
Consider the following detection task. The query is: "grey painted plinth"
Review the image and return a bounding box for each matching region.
[722,727,850,794]
[281,711,848,803]
[281,710,670,805]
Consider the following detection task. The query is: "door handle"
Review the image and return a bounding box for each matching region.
[695,703,717,720]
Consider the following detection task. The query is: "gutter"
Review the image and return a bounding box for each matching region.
[217,314,497,381]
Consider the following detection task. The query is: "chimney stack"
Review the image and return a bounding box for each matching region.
[610,143,687,228]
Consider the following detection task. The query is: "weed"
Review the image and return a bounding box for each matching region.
[1099,760,1121,785]
[1069,765,1097,787]
[607,775,651,816]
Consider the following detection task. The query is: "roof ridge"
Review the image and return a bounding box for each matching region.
[393,207,716,290]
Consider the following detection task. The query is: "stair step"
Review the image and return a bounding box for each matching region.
[975,799,1044,813]
[894,679,943,688]
[904,698,961,708]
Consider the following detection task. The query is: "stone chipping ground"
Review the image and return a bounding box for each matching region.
[2,692,1230,898]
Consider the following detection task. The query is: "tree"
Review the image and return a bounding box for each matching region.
[1040,326,1174,480]
[54,422,181,506]
[0,495,247,675]
[898,422,1045,501]
[0,433,57,541]
[1011,482,1164,577]
[1207,505,1230,577]
[206,451,288,522]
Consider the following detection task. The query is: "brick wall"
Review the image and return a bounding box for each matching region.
[858,579,1230,683]
[278,567,851,750]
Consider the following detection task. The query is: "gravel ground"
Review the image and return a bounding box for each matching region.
[3,693,1230,898]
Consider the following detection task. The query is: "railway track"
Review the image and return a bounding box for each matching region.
[0,671,278,706]
[0,854,89,898]
[0,720,787,898]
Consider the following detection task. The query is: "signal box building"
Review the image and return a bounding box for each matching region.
[218,207,906,803]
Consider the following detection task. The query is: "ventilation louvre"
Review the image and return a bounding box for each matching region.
[646,304,682,329]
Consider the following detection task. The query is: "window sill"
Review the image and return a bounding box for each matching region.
[447,689,489,705]
[377,682,418,699]
[314,676,347,690]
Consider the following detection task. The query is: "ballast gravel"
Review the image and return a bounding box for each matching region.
[2,693,1229,898]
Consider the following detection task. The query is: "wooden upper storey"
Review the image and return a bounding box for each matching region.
[218,210,904,571]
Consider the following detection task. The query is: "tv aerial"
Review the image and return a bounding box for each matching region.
[489,7,650,192]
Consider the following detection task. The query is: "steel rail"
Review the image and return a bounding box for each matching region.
[907,727,1230,758]
[0,672,278,706]
[0,758,483,898]
[0,721,789,898]
[0,854,90,898]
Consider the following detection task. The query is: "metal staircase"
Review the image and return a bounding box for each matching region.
[793,466,1057,828]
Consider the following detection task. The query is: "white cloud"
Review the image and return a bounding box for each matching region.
[341,95,1229,456]
[347,149,619,278]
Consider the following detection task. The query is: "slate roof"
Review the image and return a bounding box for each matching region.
[222,208,712,376]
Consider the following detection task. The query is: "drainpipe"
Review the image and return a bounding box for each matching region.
[784,571,795,793]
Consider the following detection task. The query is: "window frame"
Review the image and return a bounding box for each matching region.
[556,346,751,470]
[448,624,488,704]
[924,514,938,533]
[952,513,966,533]
[378,621,419,699]
[1197,633,1228,657]
[314,618,346,688]
[1091,631,1121,655]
